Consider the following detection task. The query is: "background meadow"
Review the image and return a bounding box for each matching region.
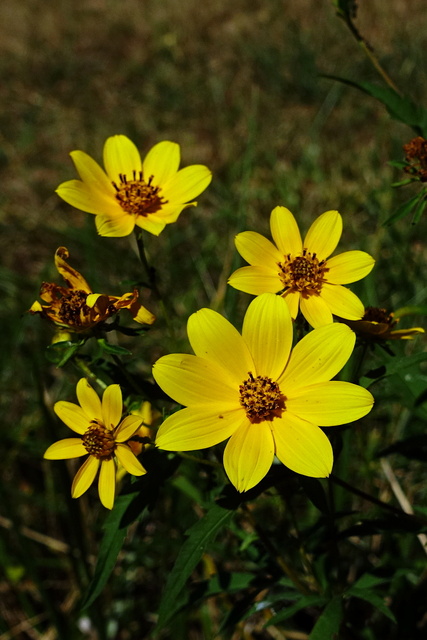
[1,0,427,638]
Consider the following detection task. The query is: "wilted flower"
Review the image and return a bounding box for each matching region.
[342,306,425,341]
[403,137,427,182]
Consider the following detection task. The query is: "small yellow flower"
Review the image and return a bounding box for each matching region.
[29,247,155,332]
[44,379,146,509]
[343,307,425,341]
[56,135,212,237]
[153,293,374,492]
[228,207,375,328]
[116,401,160,483]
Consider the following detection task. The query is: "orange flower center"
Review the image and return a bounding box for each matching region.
[82,420,116,459]
[277,249,329,295]
[112,172,168,217]
[239,372,286,423]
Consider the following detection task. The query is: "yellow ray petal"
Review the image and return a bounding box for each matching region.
[279,323,355,392]
[103,135,142,183]
[155,406,243,451]
[283,290,300,320]
[154,202,194,223]
[320,283,365,320]
[44,438,86,459]
[69,150,116,195]
[161,165,212,203]
[273,412,333,477]
[71,456,100,498]
[95,214,136,237]
[115,444,147,476]
[270,206,303,256]
[101,384,123,430]
[134,215,167,235]
[187,309,254,384]
[153,354,238,406]
[286,381,374,425]
[242,293,292,380]
[54,247,92,293]
[326,251,375,284]
[228,266,282,295]
[223,420,275,492]
[142,140,180,185]
[115,415,144,442]
[300,294,333,328]
[76,378,102,421]
[131,303,156,325]
[98,458,116,509]
[56,180,122,215]
[235,231,283,267]
[54,401,89,434]
[304,210,342,261]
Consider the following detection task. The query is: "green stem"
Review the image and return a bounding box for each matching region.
[74,356,107,390]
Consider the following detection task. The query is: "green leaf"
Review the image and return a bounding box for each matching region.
[265,595,328,626]
[361,351,427,387]
[155,503,234,630]
[384,192,423,226]
[352,573,390,590]
[97,338,131,356]
[412,194,427,224]
[46,340,85,367]
[347,587,396,623]
[309,596,343,640]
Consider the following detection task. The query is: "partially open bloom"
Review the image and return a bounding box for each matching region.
[29,247,155,332]
[56,135,212,237]
[342,306,425,341]
[44,379,146,509]
[154,294,373,492]
[228,207,375,328]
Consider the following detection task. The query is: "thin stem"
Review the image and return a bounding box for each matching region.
[74,356,107,390]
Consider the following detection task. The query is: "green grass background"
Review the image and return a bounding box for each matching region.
[0,0,426,638]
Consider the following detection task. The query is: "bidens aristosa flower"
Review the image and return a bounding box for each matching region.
[44,379,146,509]
[153,294,374,492]
[56,136,212,237]
[228,207,375,328]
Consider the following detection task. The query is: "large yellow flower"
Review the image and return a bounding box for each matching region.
[153,294,374,492]
[44,379,146,509]
[56,136,212,237]
[228,207,375,328]
[29,247,155,332]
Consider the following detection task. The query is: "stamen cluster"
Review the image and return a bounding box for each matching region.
[239,372,285,422]
[277,248,329,294]
[57,289,90,326]
[113,172,166,216]
[82,420,116,459]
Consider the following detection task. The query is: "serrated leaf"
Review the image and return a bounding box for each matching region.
[309,597,343,640]
[155,503,234,630]
[265,595,328,626]
[347,587,396,623]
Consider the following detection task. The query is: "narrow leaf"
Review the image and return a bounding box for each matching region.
[347,587,396,623]
[266,595,328,626]
[309,596,343,640]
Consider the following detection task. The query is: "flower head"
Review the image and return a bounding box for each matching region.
[403,136,427,182]
[44,379,147,509]
[228,207,375,328]
[153,293,374,492]
[29,247,155,332]
[56,136,212,237]
[342,306,425,341]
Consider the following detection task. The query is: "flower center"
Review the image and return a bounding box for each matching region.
[112,172,167,217]
[58,289,90,326]
[82,420,116,459]
[363,306,395,327]
[239,372,286,423]
[277,249,329,295]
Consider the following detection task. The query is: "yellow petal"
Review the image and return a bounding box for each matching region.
[270,206,303,256]
[131,303,156,325]
[161,165,212,203]
[95,214,136,237]
[152,202,194,223]
[187,309,254,384]
[320,284,365,320]
[155,406,243,451]
[54,401,89,434]
[56,180,122,216]
[142,140,180,185]
[235,231,283,267]
[279,323,355,392]
[273,412,333,477]
[103,135,142,183]
[98,458,116,509]
[134,215,167,236]
[389,327,425,339]
[242,293,292,380]
[300,294,333,328]
[101,384,123,430]
[54,247,92,293]
[115,444,146,476]
[326,251,375,284]
[283,290,300,320]
[228,266,282,295]
[286,381,374,425]
[115,415,143,442]
[304,210,342,261]
[71,456,100,498]
[223,421,274,492]
[76,378,102,421]
[153,354,238,406]
[69,150,116,195]
[44,438,86,459]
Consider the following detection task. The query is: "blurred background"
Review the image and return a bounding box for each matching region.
[1,0,426,638]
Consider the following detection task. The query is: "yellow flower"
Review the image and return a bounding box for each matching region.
[116,401,160,483]
[228,207,375,328]
[44,379,146,509]
[29,247,155,332]
[153,293,374,492]
[342,306,425,341]
[56,135,212,237]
